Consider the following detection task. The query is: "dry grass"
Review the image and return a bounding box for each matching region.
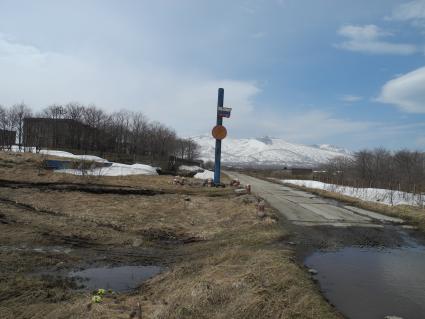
[0,151,340,319]
[36,213,340,319]
[0,151,230,196]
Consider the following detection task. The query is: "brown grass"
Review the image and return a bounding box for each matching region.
[0,151,340,319]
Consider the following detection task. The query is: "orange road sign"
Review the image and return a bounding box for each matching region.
[212,125,227,140]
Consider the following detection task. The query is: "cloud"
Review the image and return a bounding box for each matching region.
[340,95,363,103]
[0,33,378,145]
[390,0,425,27]
[1,32,422,150]
[377,66,425,113]
[0,32,261,136]
[335,24,417,55]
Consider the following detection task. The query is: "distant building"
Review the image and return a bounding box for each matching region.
[168,155,203,171]
[0,130,16,148]
[283,167,313,177]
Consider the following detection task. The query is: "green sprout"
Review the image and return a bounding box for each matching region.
[97,288,106,296]
[92,295,102,303]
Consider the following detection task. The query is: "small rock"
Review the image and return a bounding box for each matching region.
[257,210,266,218]
[235,188,248,195]
[132,238,143,247]
[287,241,297,246]
[184,197,191,201]
[308,268,318,275]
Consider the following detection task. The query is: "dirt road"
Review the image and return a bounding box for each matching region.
[226,172,404,228]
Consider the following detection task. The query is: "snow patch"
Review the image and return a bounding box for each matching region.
[56,162,158,176]
[7,146,159,176]
[194,170,214,180]
[39,150,109,163]
[8,146,109,163]
[283,180,425,207]
[178,165,203,172]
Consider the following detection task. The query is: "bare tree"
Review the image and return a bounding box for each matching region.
[1,101,198,167]
[0,105,10,149]
[10,103,32,150]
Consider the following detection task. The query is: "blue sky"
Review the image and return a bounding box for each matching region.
[0,0,424,150]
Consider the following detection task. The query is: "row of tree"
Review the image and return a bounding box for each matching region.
[320,148,425,193]
[0,103,200,164]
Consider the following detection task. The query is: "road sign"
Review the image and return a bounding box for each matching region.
[218,106,232,118]
[212,125,227,140]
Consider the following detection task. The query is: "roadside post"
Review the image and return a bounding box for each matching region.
[212,88,231,185]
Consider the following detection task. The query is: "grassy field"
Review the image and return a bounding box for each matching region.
[0,151,340,319]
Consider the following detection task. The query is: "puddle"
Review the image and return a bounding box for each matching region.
[305,244,425,319]
[69,265,162,292]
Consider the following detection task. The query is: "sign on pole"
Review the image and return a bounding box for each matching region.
[213,88,230,185]
[212,125,227,140]
[217,107,232,118]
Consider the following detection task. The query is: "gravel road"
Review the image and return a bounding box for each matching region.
[225,172,404,228]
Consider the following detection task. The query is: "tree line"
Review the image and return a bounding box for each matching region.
[319,148,425,193]
[0,103,200,164]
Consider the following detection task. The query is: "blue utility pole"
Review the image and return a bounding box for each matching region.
[214,88,224,185]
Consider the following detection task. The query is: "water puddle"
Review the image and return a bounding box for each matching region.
[305,244,425,319]
[69,265,162,292]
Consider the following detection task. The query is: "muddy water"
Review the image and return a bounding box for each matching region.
[69,265,162,292]
[305,244,425,319]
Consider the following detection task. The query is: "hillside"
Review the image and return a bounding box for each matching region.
[192,135,350,168]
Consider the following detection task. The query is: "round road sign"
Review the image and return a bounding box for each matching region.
[212,125,227,140]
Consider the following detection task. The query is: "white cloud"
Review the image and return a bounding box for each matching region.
[377,66,425,113]
[1,32,421,149]
[0,33,260,136]
[340,94,363,103]
[390,0,425,27]
[233,109,376,143]
[335,24,417,55]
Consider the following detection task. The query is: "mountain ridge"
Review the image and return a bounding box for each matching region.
[192,135,350,168]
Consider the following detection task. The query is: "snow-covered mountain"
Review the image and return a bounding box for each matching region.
[192,135,350,168]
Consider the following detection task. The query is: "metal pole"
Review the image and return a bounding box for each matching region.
[214,88,224,185]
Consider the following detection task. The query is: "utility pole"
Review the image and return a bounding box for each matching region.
[212,88,231,185]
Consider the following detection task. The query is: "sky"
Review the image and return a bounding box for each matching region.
[0,0,424,151]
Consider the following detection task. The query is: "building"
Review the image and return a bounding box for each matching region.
[282,167,313,178]
[168,155,203,171]
[0,130,16,148]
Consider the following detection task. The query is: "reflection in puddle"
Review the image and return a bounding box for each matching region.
[69,265,162,292]
[305,245,425,319]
